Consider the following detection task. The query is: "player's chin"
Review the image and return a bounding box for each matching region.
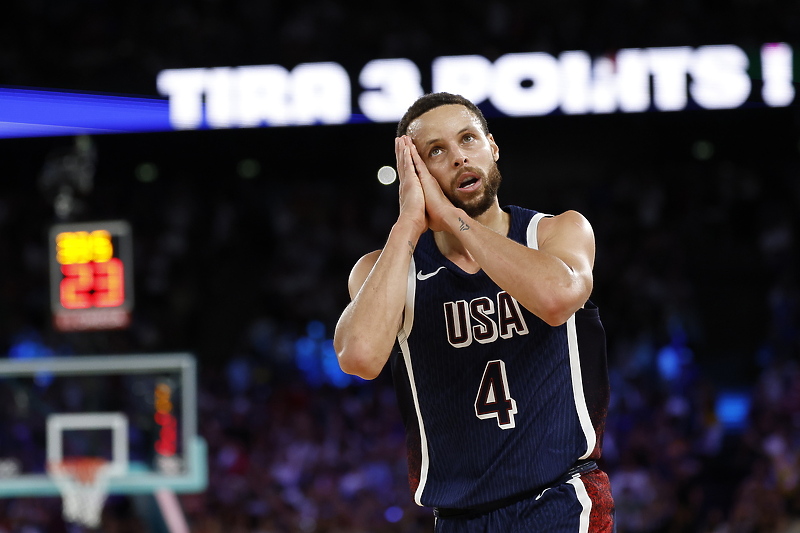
[459,194,496,218]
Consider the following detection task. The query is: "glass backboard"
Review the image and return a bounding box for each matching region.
[0,353,206,497]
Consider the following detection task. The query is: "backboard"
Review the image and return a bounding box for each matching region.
[0,353,207,497]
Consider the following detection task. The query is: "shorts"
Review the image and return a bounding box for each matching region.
[433,469,615,533]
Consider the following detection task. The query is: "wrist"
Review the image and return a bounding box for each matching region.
[389,218,423,258]
[392,216,424,243]
[395,212,425,235]
[444,208,471,233]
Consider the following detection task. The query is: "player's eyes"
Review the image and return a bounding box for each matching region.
[462,133,475,143]
[429,147,442,157]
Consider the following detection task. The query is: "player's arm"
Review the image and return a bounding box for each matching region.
[446,210,594,326]
[333,225,415,380]
[404,137,594,326]
[333,139,427,380]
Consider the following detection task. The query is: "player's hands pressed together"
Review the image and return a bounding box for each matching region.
[394,136,429,238]
[396,135,457,234]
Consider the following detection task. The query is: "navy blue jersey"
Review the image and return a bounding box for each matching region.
[390,205,609,509]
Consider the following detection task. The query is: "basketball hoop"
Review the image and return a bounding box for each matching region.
[48,457,113,528]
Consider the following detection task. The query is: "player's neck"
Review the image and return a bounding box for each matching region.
[474,202,510,236]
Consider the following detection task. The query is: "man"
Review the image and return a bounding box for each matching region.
[334,92,614,532]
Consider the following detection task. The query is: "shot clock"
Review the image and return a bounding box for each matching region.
[49,220,134,332]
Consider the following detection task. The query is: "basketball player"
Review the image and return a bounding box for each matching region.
[333,92,615,532]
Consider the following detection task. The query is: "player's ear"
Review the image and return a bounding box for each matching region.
[488,134,499,162]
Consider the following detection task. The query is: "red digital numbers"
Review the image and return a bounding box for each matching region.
[56,230,125,310]
[60,258,125,309]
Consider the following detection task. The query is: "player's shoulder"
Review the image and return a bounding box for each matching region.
[552,209,591,225]
[538,210,594,243]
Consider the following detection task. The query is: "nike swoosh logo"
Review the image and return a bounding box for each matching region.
[417,267,446,280]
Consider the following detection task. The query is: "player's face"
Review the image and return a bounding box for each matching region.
[407,105,501,218]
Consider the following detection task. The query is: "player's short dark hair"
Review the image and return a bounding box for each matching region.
[396,92,490,137]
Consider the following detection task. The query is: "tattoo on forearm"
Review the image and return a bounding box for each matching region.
[458,217,470,231]
[407,240,415,256]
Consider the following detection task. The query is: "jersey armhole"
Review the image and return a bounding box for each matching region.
[525,212,552,250]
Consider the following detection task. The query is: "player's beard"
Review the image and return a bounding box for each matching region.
[448,161,503,219]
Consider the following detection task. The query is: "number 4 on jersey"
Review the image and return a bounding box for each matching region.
[475,360,518,429]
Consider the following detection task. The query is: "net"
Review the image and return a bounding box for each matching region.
[48,457,113,528]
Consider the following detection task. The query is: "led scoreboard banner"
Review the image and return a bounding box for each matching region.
[49,220,134,332]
